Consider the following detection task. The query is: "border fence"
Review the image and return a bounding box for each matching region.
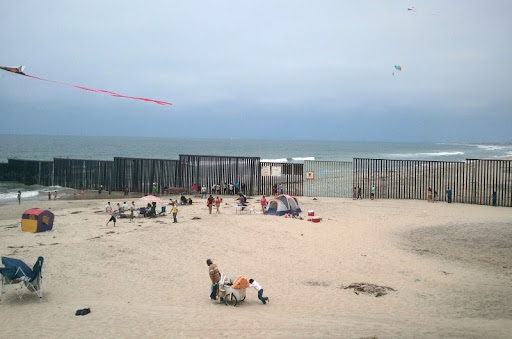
[3,159,54,186]
[179,155,260,196]
[304,160,352,198]
[260,162,304,197]
[114,157,179,194]
[53,158,113,190]
[352,158,512,207]
[2,156,510,207]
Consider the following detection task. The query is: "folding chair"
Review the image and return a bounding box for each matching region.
[138,207,146,217]
[0,256,44,302]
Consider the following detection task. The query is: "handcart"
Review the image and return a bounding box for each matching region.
[217,274,246,306]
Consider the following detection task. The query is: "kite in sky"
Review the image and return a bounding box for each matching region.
[392,65,402,76]
[0,65,172,106]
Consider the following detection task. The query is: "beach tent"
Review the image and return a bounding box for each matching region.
[21,209,54,233]
[264,194,301,216]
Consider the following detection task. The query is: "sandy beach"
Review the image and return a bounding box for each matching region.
[0,194,511,338]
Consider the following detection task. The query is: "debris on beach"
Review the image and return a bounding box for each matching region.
[75,308,91,316]
[192,217,201,220]
[70,211,83,214]
[87,235,102,240]
[306,281,331,287]
[342,283,396,297]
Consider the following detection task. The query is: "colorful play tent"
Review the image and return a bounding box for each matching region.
[264,194,301,216]
[21,209,54,233]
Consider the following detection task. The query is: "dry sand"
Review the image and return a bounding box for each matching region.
[0,195,511,338]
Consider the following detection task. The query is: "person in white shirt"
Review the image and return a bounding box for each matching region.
[105,202,113,214]
[249,278,269,304]
[122,202,128,211]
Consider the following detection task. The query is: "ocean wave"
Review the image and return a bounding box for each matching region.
[387,151,465,158]
[292,157,315,161]
[475,145,509,151]
[261,158,288,163]
[0,190,40,201]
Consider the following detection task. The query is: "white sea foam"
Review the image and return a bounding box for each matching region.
[0,190,40,201]
[292,157,315,161]
[475,145,507,151]
[387,151,465,158]
[261,158,288,163]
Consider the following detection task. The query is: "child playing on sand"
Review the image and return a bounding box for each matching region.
[172,204,178,223]
[106,213,117,227]
[249,278,269,305]
[260,196,267,213]
[129,206,134,222]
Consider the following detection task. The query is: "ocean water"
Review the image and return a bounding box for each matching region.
[1,134,511,203]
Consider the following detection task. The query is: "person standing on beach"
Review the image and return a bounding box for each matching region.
[260,196,267,213]
[215,196,222,213]
[357,186,362,199]
[172,203,178,223]
[106,202,113,214]
[201,185,207,199]
[17,191,21,204]
[207,259,221,300]
[446,187,452,203]
[492,191,497,206]
[53,191,58,200]
[427,187,433,203]
[370,186,375,200]
[249,278,269,305]
[352,187,357,200]
[207,195,214,214]
[279,184,284,195]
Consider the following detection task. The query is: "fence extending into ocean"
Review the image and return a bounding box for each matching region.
[0,156,510,207]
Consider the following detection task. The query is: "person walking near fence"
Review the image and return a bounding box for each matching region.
[215,196,222,214]
[370,186,375,200]
[446,187,452,203]
[207,195,214,214]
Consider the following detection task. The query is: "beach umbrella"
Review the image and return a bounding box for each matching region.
[139,195,163,203]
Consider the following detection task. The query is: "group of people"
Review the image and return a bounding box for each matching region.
[192,182,249,197]
[351,186,376,200]
[271,184,285,196]
[206,195,223,214]
[106,201,138,226]
[207,259,269,305]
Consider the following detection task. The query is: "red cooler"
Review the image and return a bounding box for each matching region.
[308,210,315,216]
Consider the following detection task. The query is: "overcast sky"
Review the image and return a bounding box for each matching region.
[1,1,511,142]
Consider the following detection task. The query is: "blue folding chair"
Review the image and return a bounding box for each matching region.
[0,256,44,302]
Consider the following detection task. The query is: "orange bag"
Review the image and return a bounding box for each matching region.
[232,276,250,289]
